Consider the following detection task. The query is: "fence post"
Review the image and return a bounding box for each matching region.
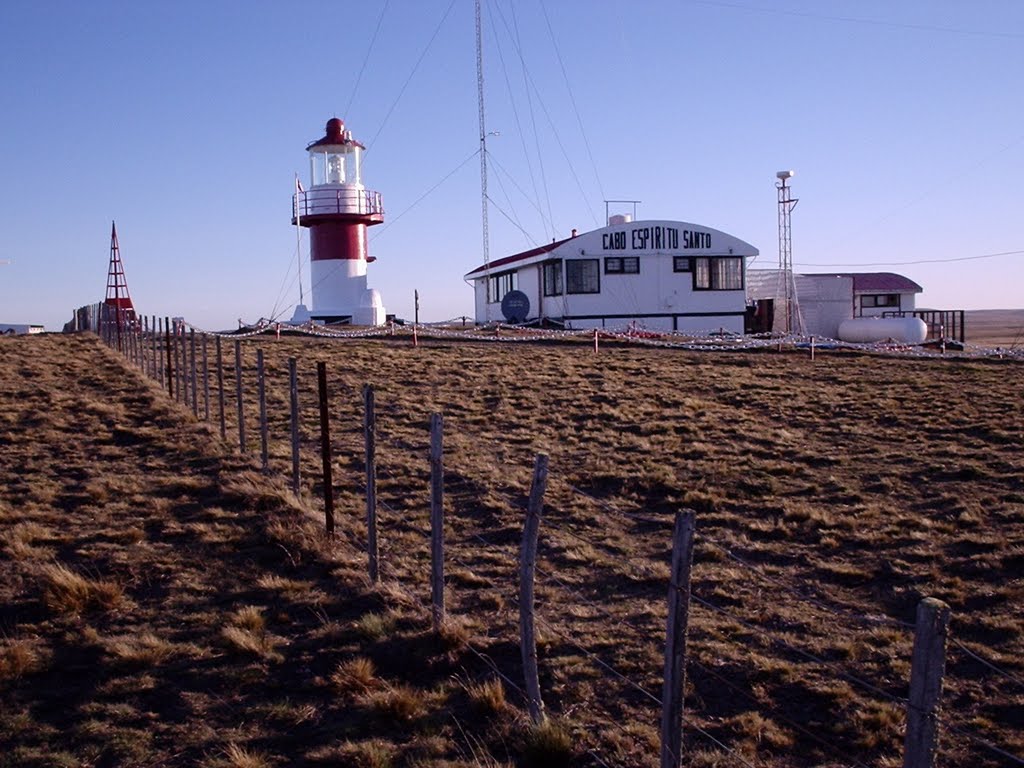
[364,384,379,583]
[520,453,549,724]
[190,329,199,418]
[153,315,159,381]
[202,334,210,421]
[289,357,300,496]
[177,325,185,404]
[234,340,246,452]
[317,362,335,535]
[660,510,697,768]
[216,336,226,440]
[155,317,160,379]
[257,349,269,472]
[164,317,173,397]
[430,413,444,629]
[903,598,951,768]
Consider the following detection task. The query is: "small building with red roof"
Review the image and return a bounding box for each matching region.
[746,269,925,338]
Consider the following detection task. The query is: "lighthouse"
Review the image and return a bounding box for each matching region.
[290,118,386,325]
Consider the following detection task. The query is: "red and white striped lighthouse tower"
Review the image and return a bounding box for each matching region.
[290,118,386,325]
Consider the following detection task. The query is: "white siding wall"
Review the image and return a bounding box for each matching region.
[469,220,757,333]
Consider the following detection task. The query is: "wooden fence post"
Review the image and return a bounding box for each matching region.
[364,384,379,583]
[903,598,951,768]
[520,453,549,724]
[164,317,173,397]
[257,348,269,472]
[202,334,210,421]
[234,340,246,452]
[190,329,199,418]
[153,316,159,381]
[177,325,186,404]
[216,336,226,440]
[289,357,300,496]
[154,317,160,382]
[430,413,444,629]
[660,509,697,768]
[317,362,335,535]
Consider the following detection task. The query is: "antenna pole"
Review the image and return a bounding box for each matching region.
[776,174,799,334]
[295,175,304,306]
[475,0,491,323]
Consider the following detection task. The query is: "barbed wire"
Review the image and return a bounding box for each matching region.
[533,614,758,768]
[691,592,908,709]
[687,656,875,768]
[949,637,1024,690]
[145,316,1024,361]
[699,537,916,631]
[938,714,1024,765]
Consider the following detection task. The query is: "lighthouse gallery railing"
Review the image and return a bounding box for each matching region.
[293,189,384,218]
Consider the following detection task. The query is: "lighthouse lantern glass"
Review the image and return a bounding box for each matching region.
[309,146,363,187]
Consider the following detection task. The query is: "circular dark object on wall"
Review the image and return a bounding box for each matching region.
[500,290,531,323]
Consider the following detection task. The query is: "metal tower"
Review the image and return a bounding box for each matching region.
[776,171,799,334]
[475,0,491,322]
[104,221,135,346]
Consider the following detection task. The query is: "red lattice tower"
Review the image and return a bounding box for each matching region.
[104,221,135,345]
[105,221,135,313]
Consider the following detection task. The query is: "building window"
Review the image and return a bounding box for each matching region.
[488,270,517,303]
[673,256,692,272]
[566,259,600,294]
[693,257,743,290]
[543,261,563,296]
[861,293,899,308]
[605,256,639,274]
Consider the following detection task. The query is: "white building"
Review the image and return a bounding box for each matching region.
[1,323,44,335]
[465,218,759,333]
[746,270,923,338]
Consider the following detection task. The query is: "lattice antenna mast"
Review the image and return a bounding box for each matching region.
[104,221,135,346]
[476,0,491,323]
[776,171,799,334]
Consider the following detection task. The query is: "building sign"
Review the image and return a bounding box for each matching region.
[601,226,711,251]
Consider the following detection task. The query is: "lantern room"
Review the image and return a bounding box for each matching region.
[307,117,363,188]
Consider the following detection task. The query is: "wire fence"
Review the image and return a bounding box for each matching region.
[90,312,1024,768]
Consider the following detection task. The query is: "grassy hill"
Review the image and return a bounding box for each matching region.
[1,333,1021,767]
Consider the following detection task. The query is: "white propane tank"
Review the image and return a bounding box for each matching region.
[608,214,632,226]
[837,317,928,344]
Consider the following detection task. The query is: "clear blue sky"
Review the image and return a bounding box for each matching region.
[1,0,1021,331]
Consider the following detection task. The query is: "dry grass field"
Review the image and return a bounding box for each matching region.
[1,331,1021,767]
[965,309,1024,348]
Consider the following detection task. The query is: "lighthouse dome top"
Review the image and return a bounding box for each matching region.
[307,117,365,151]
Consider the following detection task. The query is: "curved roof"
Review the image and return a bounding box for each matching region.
[465,219,758,279]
